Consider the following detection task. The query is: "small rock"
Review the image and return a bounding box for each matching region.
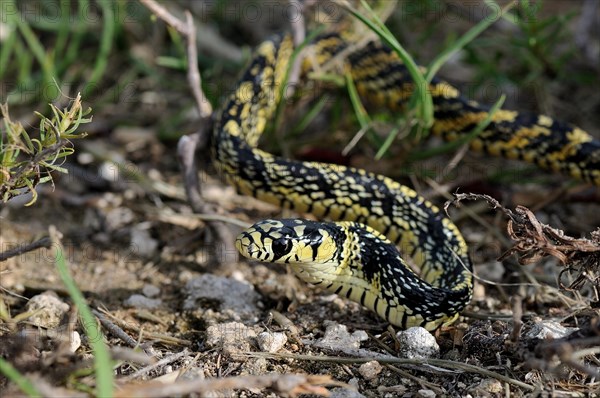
[396,327,439,359]
[69,331,81,353]
[104,206,134,230]
[142,284,161,298]
[256,331,287,353]
[25,291,70,328]
[242,357,269,376]
[205,322,257,356]
[417,389,436,398]
[442,348,461,361]
[130,223,158,257]
[177,366,205,381]
[526,321,577,340]
[474,379,503,394]
[377,384,407,395]
[358,361,382,380]
[184,274,261,321]
[315,322,368,350]
[124,294,162,310]
[347,378,360,389]
[329,387,366,398]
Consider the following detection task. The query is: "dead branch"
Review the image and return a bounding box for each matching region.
[115,373,337,398]
[138,0,212,118]
[140,0,236,260]
[0,237,52,262]
[447,193,600,291]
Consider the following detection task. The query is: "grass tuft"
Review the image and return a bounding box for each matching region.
[0,93,91,205]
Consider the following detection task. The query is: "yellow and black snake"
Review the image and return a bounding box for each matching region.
[212,33,600,331]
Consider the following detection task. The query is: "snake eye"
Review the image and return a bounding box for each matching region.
[271,238,291,257]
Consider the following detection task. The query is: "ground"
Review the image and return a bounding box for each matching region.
[1,1,599,397]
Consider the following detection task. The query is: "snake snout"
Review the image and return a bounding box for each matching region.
[235,233,260,259]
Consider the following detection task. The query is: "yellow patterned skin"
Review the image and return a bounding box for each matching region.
[213,34,599,331]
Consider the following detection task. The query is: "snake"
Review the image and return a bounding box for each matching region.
[211,32,600,331]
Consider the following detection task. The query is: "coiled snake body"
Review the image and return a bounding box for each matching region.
[212,33,600,331]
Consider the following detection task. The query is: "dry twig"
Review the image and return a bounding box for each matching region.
[138,0,211,118]
[115,373,339,398]
[247,352,536,391]
[93,309,140,349]
[121,349,190,381]
[447,193,600,291]
[97,308,191,346]
[0,237,52,262]
[140,0,237,260]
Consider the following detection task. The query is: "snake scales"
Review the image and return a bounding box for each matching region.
[211,32,599,331]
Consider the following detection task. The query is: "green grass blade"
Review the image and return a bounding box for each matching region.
[51,231,114,397]
[374,123,405,160]
[271,26,326,136]
[345,72,370,131]
[0,357,43,397]
[0,24,17,81]
[345,0,433,129]
[62,0,88,72]
[9,0,57,101]
[12,36,32,86]
[52,0,71,63]
[83,0,115,98]
[289,94,331,138]
[408,94,506,161]
[425,1,516,82]
[483,0,520,25]
[346,72,386,148]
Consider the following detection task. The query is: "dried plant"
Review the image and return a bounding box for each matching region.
[0,93,91,205]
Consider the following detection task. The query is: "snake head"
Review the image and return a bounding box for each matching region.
[236,219,340,264]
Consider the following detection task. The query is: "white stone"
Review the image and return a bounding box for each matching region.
[526,321,577,340]
[184,274,260,321]
[256,331,287,353]
[315,322,368,350]
[142,284,161,298]
[417,389,436,398]
[69,331,81,353]
[205,322,257,355]
[25,291,70,329]
[358,361,383,380]
[396,327,439,359]
[124,294,162,310]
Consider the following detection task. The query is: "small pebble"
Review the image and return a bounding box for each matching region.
[396,327,439,359]
[124,294,162,310]
[178,366,205,381]
[417,389,436,398]
[315,322,368,350]
[25,291,70,328]
[256,331,287,353]
[526,321,577,340]
[358,361,383,380]
[142,284,161,298]
[476,379,503,394]
[205,322,257,355]
[104,206,134,230]
[184,275,260,321]
[329,387,366,398]
[130,224,158,257]
[69,331,81,353]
